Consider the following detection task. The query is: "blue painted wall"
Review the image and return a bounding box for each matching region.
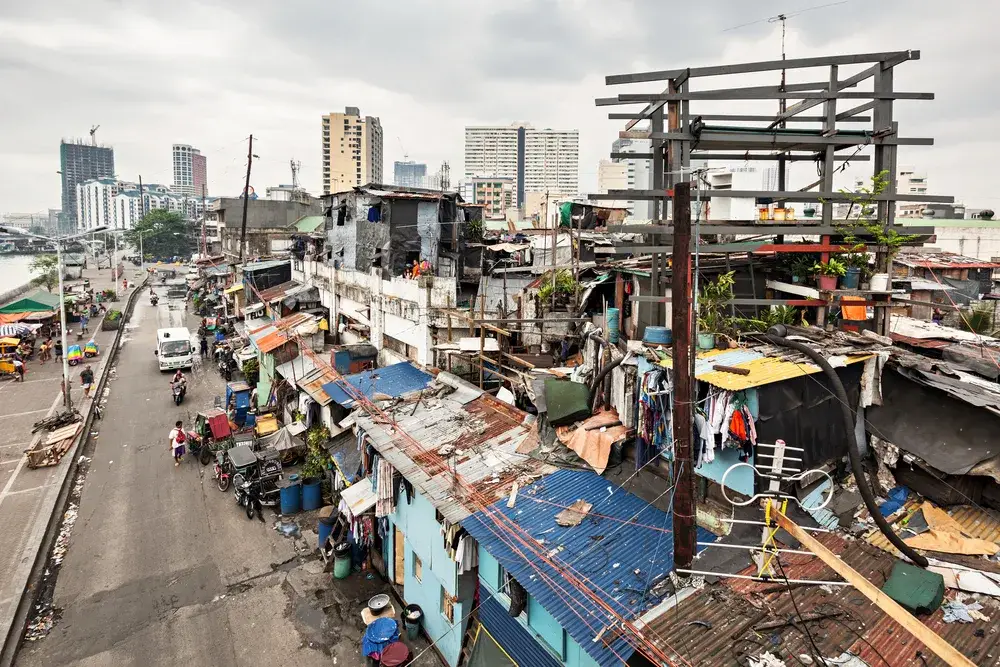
[478,549,601,667]
[386,490,474,667]
[695,446,755,497]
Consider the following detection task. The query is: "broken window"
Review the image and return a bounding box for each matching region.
[336,205,346,227]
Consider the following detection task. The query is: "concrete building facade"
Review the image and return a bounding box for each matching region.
[215,197,323,260]
[77,178,211,230]
[322,107,383,195]
[172,144,207,196]
[464,123,579,208]
[607,138,653,219]
[60,140,115,232]
[465,177,513,220]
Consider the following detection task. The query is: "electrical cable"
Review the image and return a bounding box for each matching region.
[774,555,826,665]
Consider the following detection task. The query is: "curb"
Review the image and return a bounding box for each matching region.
[0,275,149,667]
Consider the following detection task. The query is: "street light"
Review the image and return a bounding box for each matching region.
[0,224,108,411]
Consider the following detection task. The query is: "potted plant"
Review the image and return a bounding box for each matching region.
[802,206,817,218]
[811,259,846,291]
[697,272,734,350]
[838,253,869,290]
[789,256,816,284]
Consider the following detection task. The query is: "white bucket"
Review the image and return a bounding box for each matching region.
[870,273,890,291]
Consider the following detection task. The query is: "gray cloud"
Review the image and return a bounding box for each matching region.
[1,0,998,213]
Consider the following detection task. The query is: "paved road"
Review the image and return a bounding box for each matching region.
[0,265,133,655]
[16,284,328,667]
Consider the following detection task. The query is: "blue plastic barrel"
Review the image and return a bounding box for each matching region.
[606,308,620,343]
[318,514,337,550]
[280,480,301,515]
[643,326,672,345]
[301,478,322,511]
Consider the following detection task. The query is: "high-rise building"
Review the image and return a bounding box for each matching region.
[394,161,428,188]
[464,177,514,220]
[173,144,208,196]
[321,107,384,195]
[607,138,653,219]
[464,123,579,208]
[60,140,115,231]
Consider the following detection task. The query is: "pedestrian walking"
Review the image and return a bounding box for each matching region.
[54,339,63,362]
[80,314,89,334]
[80,364,95,398]
[122,278,128,291]
[199,336,208,358]
[12,358,24,382]
[168,420,186,467]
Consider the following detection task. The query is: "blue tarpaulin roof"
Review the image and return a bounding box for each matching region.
[463,469,714,667]
[322,362,433,408]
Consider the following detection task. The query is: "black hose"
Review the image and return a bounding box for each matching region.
[766,325,927,567]
[590,354,625,413]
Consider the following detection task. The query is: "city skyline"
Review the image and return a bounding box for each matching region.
[0,2,997,212]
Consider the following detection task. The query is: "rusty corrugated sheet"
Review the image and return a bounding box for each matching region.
[257,280,299,302]
[866,502,1000,557]
[641,532,994,666]
[890,332,952,349]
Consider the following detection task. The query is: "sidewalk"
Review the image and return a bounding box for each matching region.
[0,263,146,662]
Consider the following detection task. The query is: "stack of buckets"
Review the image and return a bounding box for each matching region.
[278,474,324,515]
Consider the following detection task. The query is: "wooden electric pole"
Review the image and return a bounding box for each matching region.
[671,180,696,570]
[238,134,253,263]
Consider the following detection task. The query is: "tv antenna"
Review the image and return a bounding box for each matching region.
[290,159,301,190]
[89,125,100,146]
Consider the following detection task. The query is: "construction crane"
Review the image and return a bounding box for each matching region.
[89,125,100,146]
[396,137,408,161]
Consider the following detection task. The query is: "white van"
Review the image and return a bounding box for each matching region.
[155,327,195,371]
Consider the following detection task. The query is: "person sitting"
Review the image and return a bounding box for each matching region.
[170,369,186,389]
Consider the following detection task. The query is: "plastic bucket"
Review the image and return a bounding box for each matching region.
[817,275,838,291]
[402,604,423,641]
[333,542,351,579]
[697,333,716,350]
[606,308,620,343]
[643,326,672,345]
[280,481,301,515]
[870,272,890,291]
[841,267,861,290]
[318,514,337,550]
[301,478,322,511]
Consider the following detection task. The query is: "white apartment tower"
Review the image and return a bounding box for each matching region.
[464,123,579,207]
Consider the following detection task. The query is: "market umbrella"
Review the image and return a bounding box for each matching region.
[0,324,32,337]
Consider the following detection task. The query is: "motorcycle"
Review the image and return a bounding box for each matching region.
[150,294,158,306]
[214,455,232,492]
[233,475,264,521]
[218,355,234,382]
[171,381,186,405]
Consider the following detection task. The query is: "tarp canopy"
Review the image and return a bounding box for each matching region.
[257,426,303,452]
[0,290,61,314]
[340,478,377,517]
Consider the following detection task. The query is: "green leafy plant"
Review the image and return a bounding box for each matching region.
[698,271,734,333]
[960,304,996,335]
[811,258,847,277]
[29,254,59,292]
[538,269,577,303]
[302,425,330,479]
[734,305,803,333]
[242,357,259,377]
[105,309,123,322]
[834,170,920,270]
[466,216,484,242]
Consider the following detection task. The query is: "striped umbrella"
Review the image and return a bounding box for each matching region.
[0,324,32,337]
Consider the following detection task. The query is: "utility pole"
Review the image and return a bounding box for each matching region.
[239,135,253,263]
[137,175,145,218]
[671,181,696,570]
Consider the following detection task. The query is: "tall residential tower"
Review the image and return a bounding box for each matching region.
[172,144,207,196]
[322,107,383,195]
[60,140,115,231]
[464,123,578,208]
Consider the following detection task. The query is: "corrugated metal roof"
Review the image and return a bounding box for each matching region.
[477,596,562,667]
[249,312,316,354]
[644,531,994,666]
[896,251,1000,270]
[300,366,337,406]
[292,215,326,233]
[462,469,678,667]
[242,259,290,272]
[354,382,551,524]
[202,265,231,277]
[658,347,872,390]
[865,501,1000,556]
[274,355,319,387]
[323,362,433,408]
[258,280,301,302]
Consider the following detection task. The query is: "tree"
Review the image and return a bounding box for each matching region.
[123,210,195,260]
[30,254,59,292]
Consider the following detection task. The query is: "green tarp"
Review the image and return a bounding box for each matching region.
[544,378,592,426]
[880,561,944,615]
[0,290,62,314]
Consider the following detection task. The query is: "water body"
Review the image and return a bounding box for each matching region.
[0,255,37,288]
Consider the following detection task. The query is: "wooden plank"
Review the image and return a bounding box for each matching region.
[393,527,405,585]
[775,510,977,667]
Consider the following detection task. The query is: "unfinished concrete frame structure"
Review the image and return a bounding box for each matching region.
[592,50,952,335]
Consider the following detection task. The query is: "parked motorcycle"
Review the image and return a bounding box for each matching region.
[233,475,264,521]
[150,294,158,306]
[214,453,232,492]
[171,381,186,406]
[218,355,235,382]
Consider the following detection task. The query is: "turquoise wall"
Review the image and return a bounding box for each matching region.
[256,352,274,408]
[387,490,474,667]
[477,548,601,667]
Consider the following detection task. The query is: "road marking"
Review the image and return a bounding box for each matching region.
[0,392,61,511]
[1,482,57,497]
[0,442,29,450]
[0,408,49,420]
[0,459,20,467]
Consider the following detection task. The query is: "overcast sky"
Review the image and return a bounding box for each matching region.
[1,0,996,213]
